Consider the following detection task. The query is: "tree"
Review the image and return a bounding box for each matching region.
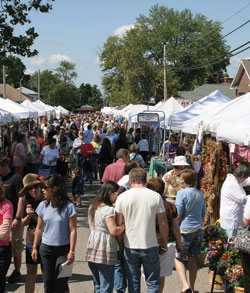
[0,55,30,87]
[55,61,78,84]
[78,83,102,110]
[100,5,230,105]
[51,83,79,110]
[28,70,61,103]
[0,0,54,61]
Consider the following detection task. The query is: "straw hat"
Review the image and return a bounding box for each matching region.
[19,173,41,194]
[172,156,190,166]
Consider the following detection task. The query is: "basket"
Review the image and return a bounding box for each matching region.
[234,287,245,293]
[209,271,224,290]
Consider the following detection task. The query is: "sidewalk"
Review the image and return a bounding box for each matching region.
[5,180,223,293]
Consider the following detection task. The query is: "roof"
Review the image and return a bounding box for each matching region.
[0,84,31,102]
[76,106,94,111]
[16,86,38,95]
[230,59,250,88]
[178,83,236,101]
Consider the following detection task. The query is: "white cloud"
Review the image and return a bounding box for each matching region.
[93,56,100,64]
[47,54,72,64]
[30,55,46,66]
[30,54,73,67]
[24,68,34,75]
[113,24,135,37]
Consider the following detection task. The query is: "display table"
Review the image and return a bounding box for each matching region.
[149,157,173,178]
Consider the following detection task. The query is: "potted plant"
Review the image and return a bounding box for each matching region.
[225,265,244,292]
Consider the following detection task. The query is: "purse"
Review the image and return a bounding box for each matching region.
[235,226,250,254]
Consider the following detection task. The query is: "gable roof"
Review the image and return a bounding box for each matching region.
[16,86,38,95]
[230,59,250,88]
[178,83,236,101]
[0,84,31,102]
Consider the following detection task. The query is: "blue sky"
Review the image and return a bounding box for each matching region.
[20,0,250,92]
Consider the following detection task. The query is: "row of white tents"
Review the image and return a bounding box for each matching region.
[101,90,250,146]
[0,99,69,124]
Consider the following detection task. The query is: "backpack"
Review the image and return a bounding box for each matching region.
[131,153,141,166]
[81,143,94,156]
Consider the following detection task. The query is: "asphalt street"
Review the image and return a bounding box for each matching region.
[5,180,224,293]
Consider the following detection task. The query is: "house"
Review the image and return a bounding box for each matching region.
[16,86,39,101]
[0,84,32,102]
[230,59,250,96]
[75,105,94,113]
[178,72,236,106]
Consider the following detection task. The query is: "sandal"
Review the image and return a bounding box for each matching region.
[181,289,192,293]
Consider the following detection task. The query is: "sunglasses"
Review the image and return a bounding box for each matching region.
[42,185,50,190]
[27,184,40,191]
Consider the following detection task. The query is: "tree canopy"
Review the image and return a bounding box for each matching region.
[27,62,102,111]
[100,5,230,106]
[0,55,30,87]
[0,0,55,61]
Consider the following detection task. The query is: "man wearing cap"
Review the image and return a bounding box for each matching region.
[163,156,190,203]
[0,155,24,283]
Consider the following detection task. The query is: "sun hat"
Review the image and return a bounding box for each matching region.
[19,173,41,194]
[172,155,190,166]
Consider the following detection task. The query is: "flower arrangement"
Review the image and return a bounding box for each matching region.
[205,239,227,272]
[225,265,244,288]
[201,139,229,224]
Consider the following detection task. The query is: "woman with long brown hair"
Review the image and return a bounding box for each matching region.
[85,181,125,293]
[32,174,77,293]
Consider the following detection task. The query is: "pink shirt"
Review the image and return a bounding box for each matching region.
[0,198,13,246]
[102,159,126,183]
[11,142,26,167]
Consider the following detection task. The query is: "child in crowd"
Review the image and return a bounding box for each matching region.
[82,156,94,186]
[72,167,84,207]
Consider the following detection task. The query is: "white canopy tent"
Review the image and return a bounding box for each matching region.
[22,100,46,117]
[0,108,12,124]
[203,92,250,134]
[34,100,55,117]
[116,104,134,117]
[216,111,250,145]
[181,92,231,135]
[168,90,230,131]
[125,105,153,120]
[0,98,34,121]
[129,97,183,126]
[56,105,69,115]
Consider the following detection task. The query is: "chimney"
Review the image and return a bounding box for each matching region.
[216,71,224,84]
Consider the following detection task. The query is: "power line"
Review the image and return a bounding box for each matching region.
[168,19,250,62]
[170,41,250,71]
[166,2,250,61]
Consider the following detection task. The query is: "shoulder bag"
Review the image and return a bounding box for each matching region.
[235,226,250,254]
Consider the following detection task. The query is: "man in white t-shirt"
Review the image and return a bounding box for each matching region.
[242,197,250,292]
[116,168,168,292]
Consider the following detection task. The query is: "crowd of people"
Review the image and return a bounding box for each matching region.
[0,112,249,293]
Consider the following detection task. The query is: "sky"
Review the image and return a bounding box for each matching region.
[20,0,250,93]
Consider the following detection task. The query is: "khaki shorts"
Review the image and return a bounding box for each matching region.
[11,221,24,258]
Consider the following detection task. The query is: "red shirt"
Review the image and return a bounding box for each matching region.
[101,159,125,183]
[37,136,46,151]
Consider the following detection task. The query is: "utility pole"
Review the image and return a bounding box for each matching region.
[3,65,7,99]
[38,70,40,100]
[163,43,167,101]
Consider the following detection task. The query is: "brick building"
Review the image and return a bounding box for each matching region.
[230,59,250,96]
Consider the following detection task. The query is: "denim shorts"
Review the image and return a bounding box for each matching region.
[176,229,204,259]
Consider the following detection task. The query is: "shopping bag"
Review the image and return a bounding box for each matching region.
[235,226,250,254]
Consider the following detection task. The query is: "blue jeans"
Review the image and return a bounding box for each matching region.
[124,246,160,293]
[114,252,133,292]
[88,261,114,293]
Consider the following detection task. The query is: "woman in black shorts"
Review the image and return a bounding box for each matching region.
[20,174,43,293]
